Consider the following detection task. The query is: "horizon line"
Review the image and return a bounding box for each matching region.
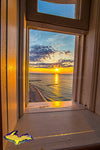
[29,72,73,75]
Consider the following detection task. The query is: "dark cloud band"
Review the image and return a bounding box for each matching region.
[29,45,73,68]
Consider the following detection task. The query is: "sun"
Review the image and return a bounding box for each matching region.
[55,68,59,72]
[55,68,59,71]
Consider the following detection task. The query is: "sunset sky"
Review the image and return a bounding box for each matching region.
[29,29,75,74]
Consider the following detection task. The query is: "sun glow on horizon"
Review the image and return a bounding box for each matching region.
[29,67,73,74]
[55,68,59,73]
[55,68,59,72]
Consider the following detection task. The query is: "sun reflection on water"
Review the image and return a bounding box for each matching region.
[54,74,59,85]
[53,74,60,98]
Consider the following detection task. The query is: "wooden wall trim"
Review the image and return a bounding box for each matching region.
[95,51,100,115]
[1,0,8,148]
[72,36,80,102]
[18,0,24,118]
[25,27,29,107]
[6,0,8,132]
[89,0,100,112]
[78,0,100,111]
[0,0,3,149]
[18,0,26,117]
[76,35,85,104]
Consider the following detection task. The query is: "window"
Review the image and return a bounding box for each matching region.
[38,0,76,19]
[26,0,90,107]
[28,29,75,107]
[26,0,90,31]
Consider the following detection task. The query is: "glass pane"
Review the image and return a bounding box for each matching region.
[38,0,76,19]
[29,29,75,104]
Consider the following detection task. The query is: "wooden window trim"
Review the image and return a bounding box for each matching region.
[26,0,91,31]
[40,0,77,4]
[25,23,83,105]
[26,21,88,35]
[0,0,3,149]
[25,0,90,107]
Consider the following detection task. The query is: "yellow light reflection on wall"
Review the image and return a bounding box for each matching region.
[8,64,15,71]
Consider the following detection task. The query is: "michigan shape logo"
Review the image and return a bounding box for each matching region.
[4,131,33,145]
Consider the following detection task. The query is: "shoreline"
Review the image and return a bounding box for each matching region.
[29,83,47,102]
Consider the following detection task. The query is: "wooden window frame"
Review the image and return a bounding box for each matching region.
[26,0,91,32]
[25,21,85,105]
[25,0,90,107]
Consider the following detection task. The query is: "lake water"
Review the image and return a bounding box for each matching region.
[29,73,73,101]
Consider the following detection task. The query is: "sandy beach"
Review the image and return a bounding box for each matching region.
[29,83,46,102]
